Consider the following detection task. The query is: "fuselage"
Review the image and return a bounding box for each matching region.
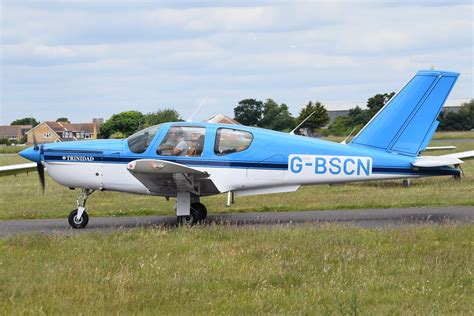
[20,122,459,197]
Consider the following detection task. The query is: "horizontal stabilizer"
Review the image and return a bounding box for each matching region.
[412,156,463,168]
[424,146,456,151]
[412,150,474,167]
[442,150,474,161]
[0,163,37,177]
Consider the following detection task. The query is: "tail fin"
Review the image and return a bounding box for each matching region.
[351,70,459,156]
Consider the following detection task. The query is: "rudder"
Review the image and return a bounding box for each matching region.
[351,70,459,156]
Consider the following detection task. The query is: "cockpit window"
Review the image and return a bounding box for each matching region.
[127,125,161,154]
[214,128,253,155]
[157,126,206,157]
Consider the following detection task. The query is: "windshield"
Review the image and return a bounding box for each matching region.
[127,125,161,154]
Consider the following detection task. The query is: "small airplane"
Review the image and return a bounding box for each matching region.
[1,70,473,228]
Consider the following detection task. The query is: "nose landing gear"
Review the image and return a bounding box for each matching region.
[68,189,95,229]
[68,209,89,229]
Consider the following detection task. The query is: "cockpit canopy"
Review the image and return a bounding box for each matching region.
[126,123,254,156]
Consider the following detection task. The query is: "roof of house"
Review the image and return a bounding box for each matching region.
[27,121,96,134]
[206,114,241,125]
[0,125,32,137]
[46,121,95,133]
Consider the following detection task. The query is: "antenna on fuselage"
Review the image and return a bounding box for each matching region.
[289,111,316,135]
[187,96,208,122]
[340,127,357,144]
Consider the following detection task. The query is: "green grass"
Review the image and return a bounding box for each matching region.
[432,131,474,140]
[0,225,472,314]
[322,131,474,143]
[1,142,473,220]
[0,145,28,154]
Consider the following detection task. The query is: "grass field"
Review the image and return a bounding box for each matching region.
[1,139,472,314]
[0,142,473,220]
[1,225,472,314]
[0,146,26,154]
[431,131,474,140]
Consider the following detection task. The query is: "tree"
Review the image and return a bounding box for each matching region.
[438,99,473,131]
[11,117,39,127]
[326,115,354,136]
[366,92,395,115]
[144,108,182,127]
[326,92,397,137]
[56,117,70,123]
[100,111,144,138]
[259,99,295,131]
[326,107,370,137]
[458,99,474,129]
[295,101,329,133]
[234,99,263,126]
[438,112,469,131]
[109,132,126,139]
[348,106,371,127]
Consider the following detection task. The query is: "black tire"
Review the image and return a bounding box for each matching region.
[177,207,199,226]
[68,209,89,229]
[191,202,207,221]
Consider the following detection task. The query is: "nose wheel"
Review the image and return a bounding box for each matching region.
[68,189,94,229]
[68,209,89,229]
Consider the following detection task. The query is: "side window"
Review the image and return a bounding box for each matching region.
[214,128,253,155]
[157,126,205,157]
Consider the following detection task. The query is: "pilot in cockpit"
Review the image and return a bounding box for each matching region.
[158,128,189,156]
[171,129,189,156]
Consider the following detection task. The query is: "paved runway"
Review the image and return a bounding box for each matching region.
[0,206,472,236]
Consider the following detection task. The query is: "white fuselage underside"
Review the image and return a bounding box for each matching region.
[45,161,419,197]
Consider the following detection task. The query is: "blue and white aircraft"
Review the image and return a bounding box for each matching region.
[1,70,473,228]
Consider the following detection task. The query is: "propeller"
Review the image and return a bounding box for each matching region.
[37,162,45,193]
[33,133,46,193]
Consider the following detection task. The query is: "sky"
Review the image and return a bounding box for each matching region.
[1,0,473,125]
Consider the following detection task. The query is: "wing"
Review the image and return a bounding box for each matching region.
[127,159,219,196]
[0,163,38,177]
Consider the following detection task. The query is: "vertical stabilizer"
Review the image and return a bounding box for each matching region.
[351,70,459,156]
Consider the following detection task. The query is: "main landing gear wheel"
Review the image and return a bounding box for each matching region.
[177,207,199,226]
[177,203,207,226]
[68,209,89,229]
[191,202,207,221]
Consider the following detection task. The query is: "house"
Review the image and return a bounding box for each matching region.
[0,125,32,143]
[26,121,100,144]
[327,110,350,124]
[206,114,241,125]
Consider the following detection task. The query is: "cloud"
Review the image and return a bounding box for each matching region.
[1,1,472,124]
